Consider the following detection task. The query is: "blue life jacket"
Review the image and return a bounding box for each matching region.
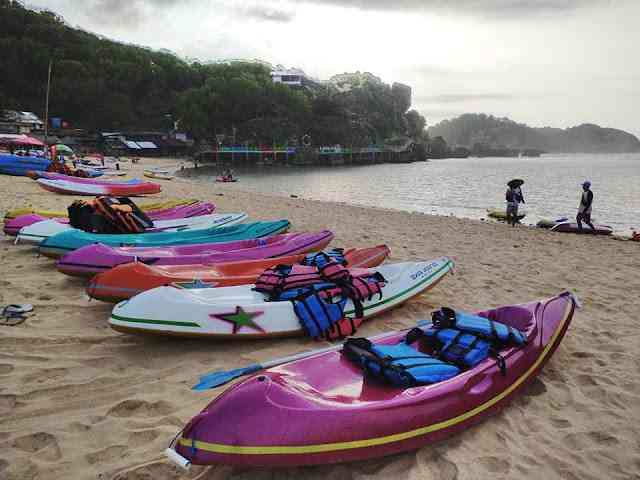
[423,328,492,369]
[301,249,346,268]
[342,338,460,387]
[431,308,526,346]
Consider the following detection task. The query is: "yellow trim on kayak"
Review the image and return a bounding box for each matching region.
[178,299,573,456]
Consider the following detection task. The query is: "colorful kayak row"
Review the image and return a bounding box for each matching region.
[2,196,579,470]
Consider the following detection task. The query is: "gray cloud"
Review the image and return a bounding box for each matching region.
[417,93,516,103]
[242,5,295,22]
[296,0,609,17]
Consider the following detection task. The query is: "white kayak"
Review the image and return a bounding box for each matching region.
[16,213,248,245]
[109,257,455,338]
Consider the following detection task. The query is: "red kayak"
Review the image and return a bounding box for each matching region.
[169,291,578,467]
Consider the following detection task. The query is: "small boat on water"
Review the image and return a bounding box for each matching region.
[167,291,577,467]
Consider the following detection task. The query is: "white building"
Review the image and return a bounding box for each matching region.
[270,68,308,87]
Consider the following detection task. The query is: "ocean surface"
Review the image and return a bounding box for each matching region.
[183,153,640,232]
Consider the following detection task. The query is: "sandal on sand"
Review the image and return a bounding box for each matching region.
[0,313,26,326]
[1,304,33,316]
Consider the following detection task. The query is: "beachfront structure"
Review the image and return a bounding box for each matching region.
[0,110,44,134]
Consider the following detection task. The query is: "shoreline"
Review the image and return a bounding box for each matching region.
[0,157,638,479]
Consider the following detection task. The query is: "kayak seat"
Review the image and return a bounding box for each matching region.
[477,306,536,338]
[343,338,460,387]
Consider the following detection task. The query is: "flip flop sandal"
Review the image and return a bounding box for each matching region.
[0,313,26,326]
[1,304,34,316]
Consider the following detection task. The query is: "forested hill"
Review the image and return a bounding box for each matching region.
[0,1,426,146]
[428,114,640,153]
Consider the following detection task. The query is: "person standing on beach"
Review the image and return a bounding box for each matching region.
[505,180,525,227]
[577,180,595,232]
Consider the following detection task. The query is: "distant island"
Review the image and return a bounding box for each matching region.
[428,114,640,154]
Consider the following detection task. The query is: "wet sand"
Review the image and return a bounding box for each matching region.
[0,158,638,479]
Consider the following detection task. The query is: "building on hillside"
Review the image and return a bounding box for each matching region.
[0,110,44,134]
[101,131,190,157]
[270,68,308,87]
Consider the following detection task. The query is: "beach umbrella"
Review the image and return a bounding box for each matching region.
[507,178,524,188]
[55,144,74,153]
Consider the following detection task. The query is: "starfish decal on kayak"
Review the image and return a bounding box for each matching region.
[210,306,265,334]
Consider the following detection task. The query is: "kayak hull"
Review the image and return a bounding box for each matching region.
[16,213,246,245]
[108,257,454,338]
[550,222,612,235]
[3,203,215,236]
[86,245,389,302]
[36,178,161,196]
[56,231,336,276]
[3,199,200,221]
[487,209,525,221]
[38,219,289,258]
[0,154,50,176]
[172,292,576,466]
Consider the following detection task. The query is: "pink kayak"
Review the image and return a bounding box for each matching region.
[35,178,161,196]
[30,172,144,185]
[56,231,336,277]
[3,202,216,236]
[170,292,578,467]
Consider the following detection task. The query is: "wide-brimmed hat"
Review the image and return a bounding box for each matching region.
[582,180,591,187]
[507,178,524,188]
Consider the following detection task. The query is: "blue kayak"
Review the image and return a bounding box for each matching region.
[38,220,291,258]
[0,154,50,176]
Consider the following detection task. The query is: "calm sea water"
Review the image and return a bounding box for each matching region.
[184,154,640,232]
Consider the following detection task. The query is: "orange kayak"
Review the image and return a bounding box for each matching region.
[87,245,390,303]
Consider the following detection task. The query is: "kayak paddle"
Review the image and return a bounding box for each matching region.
[193,319,430,391]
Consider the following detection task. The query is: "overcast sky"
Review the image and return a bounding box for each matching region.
[28,0,640,136]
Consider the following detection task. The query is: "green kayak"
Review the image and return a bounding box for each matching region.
[38,220,291,258]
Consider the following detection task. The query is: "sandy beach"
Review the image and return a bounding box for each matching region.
[0,158,638,480]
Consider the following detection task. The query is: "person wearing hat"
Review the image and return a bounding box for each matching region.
[577,181,595,232]
[505,179,525,227]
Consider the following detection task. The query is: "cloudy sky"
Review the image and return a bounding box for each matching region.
[28,0,640,135]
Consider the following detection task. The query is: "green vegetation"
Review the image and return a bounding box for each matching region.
[428,113,640,153]
[0,1,426,148]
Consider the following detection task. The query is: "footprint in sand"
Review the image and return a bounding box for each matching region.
[564,431,620,450]
[127,429,160,448]
[85,445,127,465]
[12,432,62,462]
[0,394,18,413]
[107,399,175,418]
[475,455,511,474]
[0,364,14,375]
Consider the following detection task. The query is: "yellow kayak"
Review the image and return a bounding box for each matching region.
[4,199,198,221]
[487,208,526,221]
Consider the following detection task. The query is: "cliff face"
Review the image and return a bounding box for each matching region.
[428,114,640,154]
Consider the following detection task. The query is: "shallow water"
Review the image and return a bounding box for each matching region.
[184,153,640,232]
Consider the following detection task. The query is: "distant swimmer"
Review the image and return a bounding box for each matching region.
[577,180,595,232]
[506,179,525,227]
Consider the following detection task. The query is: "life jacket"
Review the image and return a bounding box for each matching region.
[420,328,494,370]
[301,249,346,268]
[431,307,526,346]
[342,337,460,387]
[257,260,386,340]
[67,196,153,234]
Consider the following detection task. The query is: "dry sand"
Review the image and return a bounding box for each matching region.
[0,158,638,480]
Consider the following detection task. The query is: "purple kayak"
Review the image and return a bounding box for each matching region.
[56,231,335,277]
[30,172,144,185]
[169,292,578,468]
[3,202,216,236]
